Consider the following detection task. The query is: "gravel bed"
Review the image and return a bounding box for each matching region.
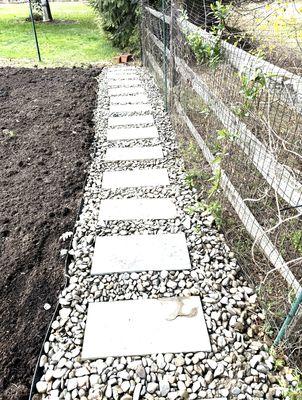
[34,66,294,400]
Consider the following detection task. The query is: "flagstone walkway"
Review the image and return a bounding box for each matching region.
[34,66,283,400]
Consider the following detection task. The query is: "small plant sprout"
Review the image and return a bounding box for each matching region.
[217,128,237,142]
[185,170,203,189]
[208,167,222,198]
[278,369,302,400]
[199,105,211,116]
[2,128,16,138]
[210,0,230,36]
[179,7,188,22]
[274,357,285,371]
[187,32,222,69]
[185,201,206,215]
[207,200,222,228]
[240,67,269,115]
[186,0,230,69]
[291,230,302,255]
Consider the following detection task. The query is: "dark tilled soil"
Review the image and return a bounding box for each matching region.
[0,67,101,400]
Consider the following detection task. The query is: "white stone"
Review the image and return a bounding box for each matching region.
[147,382,158,394]
[133,383,142,400]
[108,79,142,87]
[98,198,177,221]
[159,379,170,396]
[107,126,159,141]
[102,169,170,189]
[110,94,149,104]
[91,233,191,274]
[104,145,163,162]
[82,297,211,359]
[36,381,48,394]
[108,114,154,127]
[110,103,152,114]
[108,86,145,96]
[67,378,78,391]
[121,381,131,392]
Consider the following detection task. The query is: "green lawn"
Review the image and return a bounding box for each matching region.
[0,2,119,66]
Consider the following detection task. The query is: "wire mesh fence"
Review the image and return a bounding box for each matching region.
[141,0,302,367]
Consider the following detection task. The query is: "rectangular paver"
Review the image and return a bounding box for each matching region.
[108,79,142,88]
[102,168,169,189]
[98,198,177,221]
[82,296,211,359]
[108,87,145,96]
[91,232,191,274]
[104,146,163,161]
[107,68,137,76]
[110,94,149,104]
[110,103,152,114]
[107,74,140,81]
[107,126,159,141]
[108,115,154,127]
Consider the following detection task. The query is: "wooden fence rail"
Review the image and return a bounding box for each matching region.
[145,6,302,115]
[143,6,302,295]
[146,27,302,210]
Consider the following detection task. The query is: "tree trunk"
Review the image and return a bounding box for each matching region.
[41,0,53,22]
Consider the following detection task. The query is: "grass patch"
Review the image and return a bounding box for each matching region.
[0,2,119,66]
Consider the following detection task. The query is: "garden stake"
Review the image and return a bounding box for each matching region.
[29,0,42,62]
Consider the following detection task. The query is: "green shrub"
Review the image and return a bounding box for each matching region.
[89,0,140,51]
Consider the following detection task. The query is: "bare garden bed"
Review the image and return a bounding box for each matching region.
[0,66,101,399]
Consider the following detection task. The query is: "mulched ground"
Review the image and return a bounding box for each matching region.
[0,67,101,400]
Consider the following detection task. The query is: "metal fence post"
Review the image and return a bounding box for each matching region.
[162,0,168,111]
[29,0,41,62]
[169,2,175,111]
[274,290,302,346]
[140,0,147,67]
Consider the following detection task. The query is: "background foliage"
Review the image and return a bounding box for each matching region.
[89,0,140,50]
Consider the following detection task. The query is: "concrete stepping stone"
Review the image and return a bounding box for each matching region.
[104,145,163,161]
[108,79,142,88]
[110,94,149,105]
[107,73,140,81]
[107,68,137,76]
[102,168,169,189]
[82,296,211,359]
[98,198,177,221]
[108,115,154,127]
[110,103,152,114]
[108,86,145,96]
[107,126,159,141]
[91,232,191,274]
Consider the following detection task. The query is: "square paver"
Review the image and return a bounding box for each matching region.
[108,79,142,88]
[102,168,169,189]
[110,103,152,114]
[108,86,145,96]
[107,126,159,141]
[91,232,191,274]
[82,296,211,359]
[107,68,137,76]
[104,146,163,161]
[98,198,177,221]
[107,74,140,81]
[108,115,154,127]
[110,94,149,105]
